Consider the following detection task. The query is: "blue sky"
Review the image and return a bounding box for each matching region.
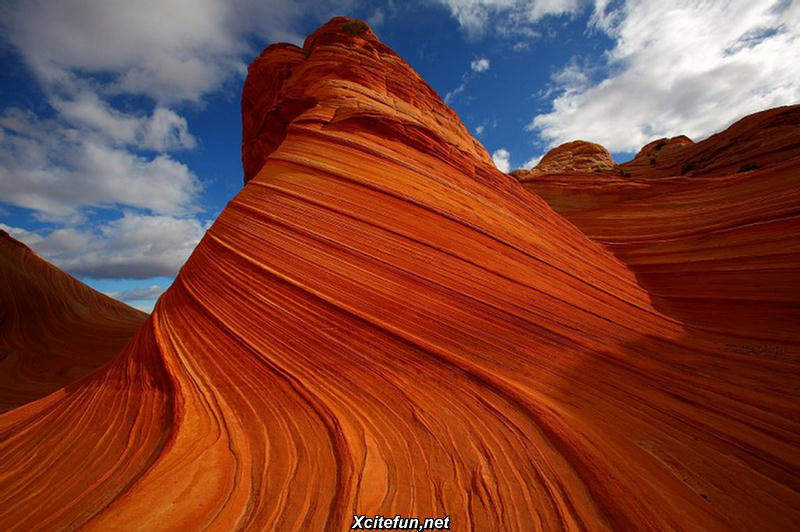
[1,0,798,311]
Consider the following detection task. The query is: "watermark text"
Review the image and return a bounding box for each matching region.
[352,514,450,531]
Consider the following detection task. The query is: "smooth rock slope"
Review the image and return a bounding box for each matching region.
[516,105,800,342]
[1,18,798,532]
[0,230,146,412]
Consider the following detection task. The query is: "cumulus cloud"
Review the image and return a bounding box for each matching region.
[435,0,580,39]
[523,154,543,169]
[0,0,359,222]
[447,56,494,103]
[107,284,167,312]
[52,94,196,151]
[492,148,511,172]
[5,0,229,103]
[529,0,800,152]
[1,0,351,103]
[1,212,208,279]
[0,108,201,218]
[107,285,168,303]
[470,57,491,72]
[0,0,354,282]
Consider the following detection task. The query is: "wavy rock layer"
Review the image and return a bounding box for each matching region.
[0,231,145,412]
[620,106,800,178]
[511,140,619,176]
[1,18,798,532]
[517,105,800,343]
[514,106,800,181]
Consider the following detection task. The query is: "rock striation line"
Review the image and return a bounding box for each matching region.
[0,230,146,412]
[1,18,798,532]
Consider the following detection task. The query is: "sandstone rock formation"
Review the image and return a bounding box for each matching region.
[516,105,800,181]
[518,105,800,343]
[617,106,800,178]
[620,135,694,177]
[511,140,619,177]
[1,18,797,532]
[0,230,145,412]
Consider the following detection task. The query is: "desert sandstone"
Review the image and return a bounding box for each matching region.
[0,231,145,412]
[0,18,798,532]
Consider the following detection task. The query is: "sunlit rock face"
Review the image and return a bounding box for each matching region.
[518,104,800,343]
[1,18,798,532]
[0,230,145,412]
[512,140,619,177]
[617,106,800,178]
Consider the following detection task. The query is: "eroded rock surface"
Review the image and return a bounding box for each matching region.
[512,140,619,177]
[1,18,797,532]
[519,105,800,342]
[0,231,145,412]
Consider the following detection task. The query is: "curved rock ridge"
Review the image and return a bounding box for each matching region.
[2,18,799,532]
[515,105,800,180]
[242,18,493,184]
[512,140,619,176]
[0,230,146,412]
[519,106,800,342]
[619,106,800,177]
[620,135,694,176]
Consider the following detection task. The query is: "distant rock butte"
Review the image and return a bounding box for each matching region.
[623,106,800,177]
[622,135,695,176]
[0,230,145,412]
[516,106,800,180]
[517,104,800,343]
[1,18,798,532]
[511,140,619,177]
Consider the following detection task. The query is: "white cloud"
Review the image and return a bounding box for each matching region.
[2,212,208,279]
[475,125,485,134]
[142,108,197,151]
[0,108,201,218]
[435,0,580,39]
[445,82,467,103]
[470,57,491,72]
[107,284,168,303]
[0,0,364,286]
[367,9,386,28]
[0,0,376,288]
[529,0,800,152]
[6,1,229,103]
[0,0,357,222]
[53,93,196,151]
[1,0,351,104]
[447,55,493,103]
[492,148,511,172]
[105,282,166,313]
[523,154,543,168]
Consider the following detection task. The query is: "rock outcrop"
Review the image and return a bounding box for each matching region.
[1,18,797,532]
[241,20,492,185]
[512,140,619,178]
[519,105,800,342]
[618,106,800,177]
[620,135,695,176]
[0,230,145,412]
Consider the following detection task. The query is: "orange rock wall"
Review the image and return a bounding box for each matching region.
[1,18,798,532]
[619,106,800,178]
[519,106,800,342]
[0,231,146,412]
[512,140,619,176]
